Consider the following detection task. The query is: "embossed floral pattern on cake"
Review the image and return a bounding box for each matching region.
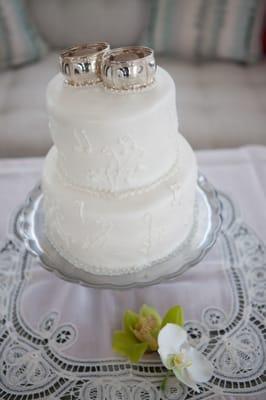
[46,197,114,268]
[87,135,146,191]
[76,200,113,250]
[55,127,147,192]
[73,128,92,154]
[45,198,74,249]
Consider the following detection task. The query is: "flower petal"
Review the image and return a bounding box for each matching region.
[173,367,200,393]
[161,305,184,328]
[140,304,161,326]
[187,347,213,383]
[112,330,148,363]
[123,310,139,334]
[158,323,187,365]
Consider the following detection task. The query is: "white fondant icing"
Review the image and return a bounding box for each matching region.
[47,67,179,192]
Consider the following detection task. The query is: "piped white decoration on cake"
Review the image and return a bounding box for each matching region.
[73,129,92,154]
[74,200,113,249]
[170,182,182,207]
[141,213,168,257]
[82,218,113,250]
[81,133,146,190]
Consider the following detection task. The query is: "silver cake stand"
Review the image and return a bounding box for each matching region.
[15,174,222,290]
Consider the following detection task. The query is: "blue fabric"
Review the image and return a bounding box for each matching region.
[0,0,47,69]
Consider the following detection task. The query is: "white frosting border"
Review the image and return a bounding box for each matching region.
[54,149,181,200]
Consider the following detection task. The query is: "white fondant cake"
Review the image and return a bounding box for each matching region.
[42,66,198,275]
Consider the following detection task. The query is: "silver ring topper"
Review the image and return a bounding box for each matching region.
[59,42,110,86]
[101,46,156,91]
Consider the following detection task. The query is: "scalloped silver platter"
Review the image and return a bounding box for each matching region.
[15,174,222,290]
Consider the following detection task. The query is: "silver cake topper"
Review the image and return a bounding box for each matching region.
[59,42,110,86]
[101,46,157,91]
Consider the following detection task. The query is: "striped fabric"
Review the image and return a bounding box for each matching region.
[144,0,265,63]
[0,0,47,69]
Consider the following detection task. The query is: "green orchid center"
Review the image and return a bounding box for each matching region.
[169,351,192,370]
[132,315,158,351]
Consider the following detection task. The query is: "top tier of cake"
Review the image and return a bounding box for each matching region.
[47,67,179,193]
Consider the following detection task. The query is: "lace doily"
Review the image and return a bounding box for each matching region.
[0,192,265,399]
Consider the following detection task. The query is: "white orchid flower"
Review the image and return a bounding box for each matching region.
[158,323,213,393]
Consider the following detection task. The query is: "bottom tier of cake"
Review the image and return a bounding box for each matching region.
[42,137,197,275]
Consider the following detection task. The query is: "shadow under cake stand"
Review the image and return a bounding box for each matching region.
[15,174,222,290]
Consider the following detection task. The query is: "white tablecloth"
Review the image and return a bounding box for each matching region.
[0,146,265,399]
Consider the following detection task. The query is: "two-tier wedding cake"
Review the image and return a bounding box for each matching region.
[42,43,197,275]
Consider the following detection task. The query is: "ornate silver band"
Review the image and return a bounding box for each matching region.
[59,42,110,86]
[101,46,156,91]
